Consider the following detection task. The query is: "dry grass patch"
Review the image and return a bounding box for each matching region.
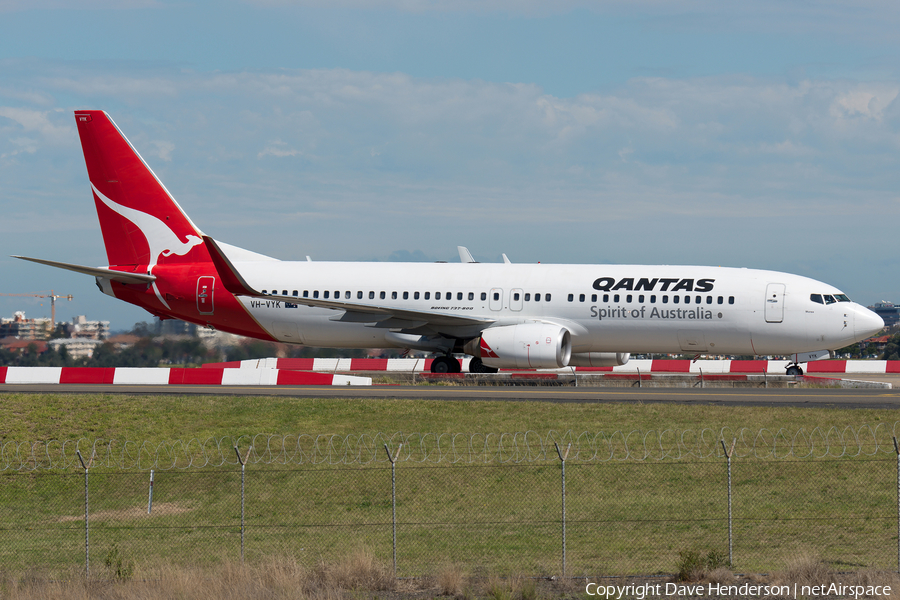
[435,563,468,596]
[0,549,396,600]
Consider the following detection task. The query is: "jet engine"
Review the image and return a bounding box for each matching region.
[465,323,572,369]
[567,352,630,367]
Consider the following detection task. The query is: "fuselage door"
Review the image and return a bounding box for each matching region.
[197,276,215,315]
[510,288,523,311]
[489,288,503,311]
[765,283,785,323]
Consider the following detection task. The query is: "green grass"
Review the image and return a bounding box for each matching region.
[2,393,900,578]
[0,392,898,442]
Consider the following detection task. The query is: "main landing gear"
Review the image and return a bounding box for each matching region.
[468,357,498,374]
[430,355,461,374]
[785,364,804,376]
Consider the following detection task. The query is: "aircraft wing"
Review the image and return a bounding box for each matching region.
[12,256,157,284]
[204,237,495,330]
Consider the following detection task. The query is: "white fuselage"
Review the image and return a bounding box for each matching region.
[231,261,882,356]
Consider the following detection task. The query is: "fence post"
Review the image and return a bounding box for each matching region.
[555,442,571,577]
[384,442,403,577]
[76,450,91,577]
[721,438,736,566]
[894,437,899,574]
[234,445,252,563]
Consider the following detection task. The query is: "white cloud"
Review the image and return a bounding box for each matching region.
[0,0,159,12]
[149,140,175,162]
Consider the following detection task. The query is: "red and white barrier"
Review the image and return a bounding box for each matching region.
[202,358,900,375]
[0,366,370,386]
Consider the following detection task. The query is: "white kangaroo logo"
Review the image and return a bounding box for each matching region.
[92,183,203,309]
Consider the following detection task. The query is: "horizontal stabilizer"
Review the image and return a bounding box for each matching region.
[12,256,156,284]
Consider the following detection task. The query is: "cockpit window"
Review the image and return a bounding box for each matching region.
[823,294,836,304]
[835,294,851,302]
[810,294,823,304]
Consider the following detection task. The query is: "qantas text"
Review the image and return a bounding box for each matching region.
[592,277,714,292]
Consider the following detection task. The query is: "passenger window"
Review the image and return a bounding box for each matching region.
[369,291,375,299]
[717,296,723,304]
[334,291,339,299]
[706,296,712,304]
[425,292,431,300]
[313,291,319,299]
[695,296,701,304]
[282,290,287,296]
[357,291,363,299]
[591,294,597,302]
[662,295,668,304]
[446,292,451,299]
[626,295,632,303]
[403,292,408,300]
[344,291,349,299]
[392,292,398,300]
[303,291,309,298]
[613,294,619,302]
[810,294,823,304]
[650,295,656,303]
[262,290,267,294]
[293,290,298,297]
[414,292,420,300]
[457,292,463,301]
[568,294,574,302]
[522,293,528,301]
[324,291,330,299]
[468,292,474,301]
[493,292,499,301]
[481,292,487,301]
[536,293,542,301]
[380,292,386,300]
[729,296,735,305]
[436,292,441,300]
[684,296,690,303]
[545,294,551,301]
[673,295,679,304]
[579,294,585,302]
[638,295,644,303]
[603,294,609,302]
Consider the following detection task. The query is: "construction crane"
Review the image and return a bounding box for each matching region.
[0,290,73,327]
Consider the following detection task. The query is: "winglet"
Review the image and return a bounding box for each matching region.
[203,236,259,297]
[457,246,477,263]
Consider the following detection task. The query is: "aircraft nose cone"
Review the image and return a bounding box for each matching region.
[855,306,885,339]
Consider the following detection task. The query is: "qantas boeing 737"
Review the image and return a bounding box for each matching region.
[14,111,885,374]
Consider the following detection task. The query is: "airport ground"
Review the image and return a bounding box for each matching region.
[2,372,899,409]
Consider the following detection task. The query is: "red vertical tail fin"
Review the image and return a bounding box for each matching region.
[75,111,205,269]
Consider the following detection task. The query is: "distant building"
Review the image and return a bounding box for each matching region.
[68,315,111,340]
[869,302,899,328]
[48,338,104,360]
[0,312,52,340]
[0,337,48,353]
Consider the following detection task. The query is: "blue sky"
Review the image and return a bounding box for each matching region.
[1,0,899,329]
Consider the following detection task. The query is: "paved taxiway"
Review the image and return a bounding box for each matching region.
[2,381,900,409]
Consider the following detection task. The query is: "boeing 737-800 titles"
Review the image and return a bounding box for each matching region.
[14,111,885,374]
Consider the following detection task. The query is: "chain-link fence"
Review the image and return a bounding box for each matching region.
[2,427,900,578]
